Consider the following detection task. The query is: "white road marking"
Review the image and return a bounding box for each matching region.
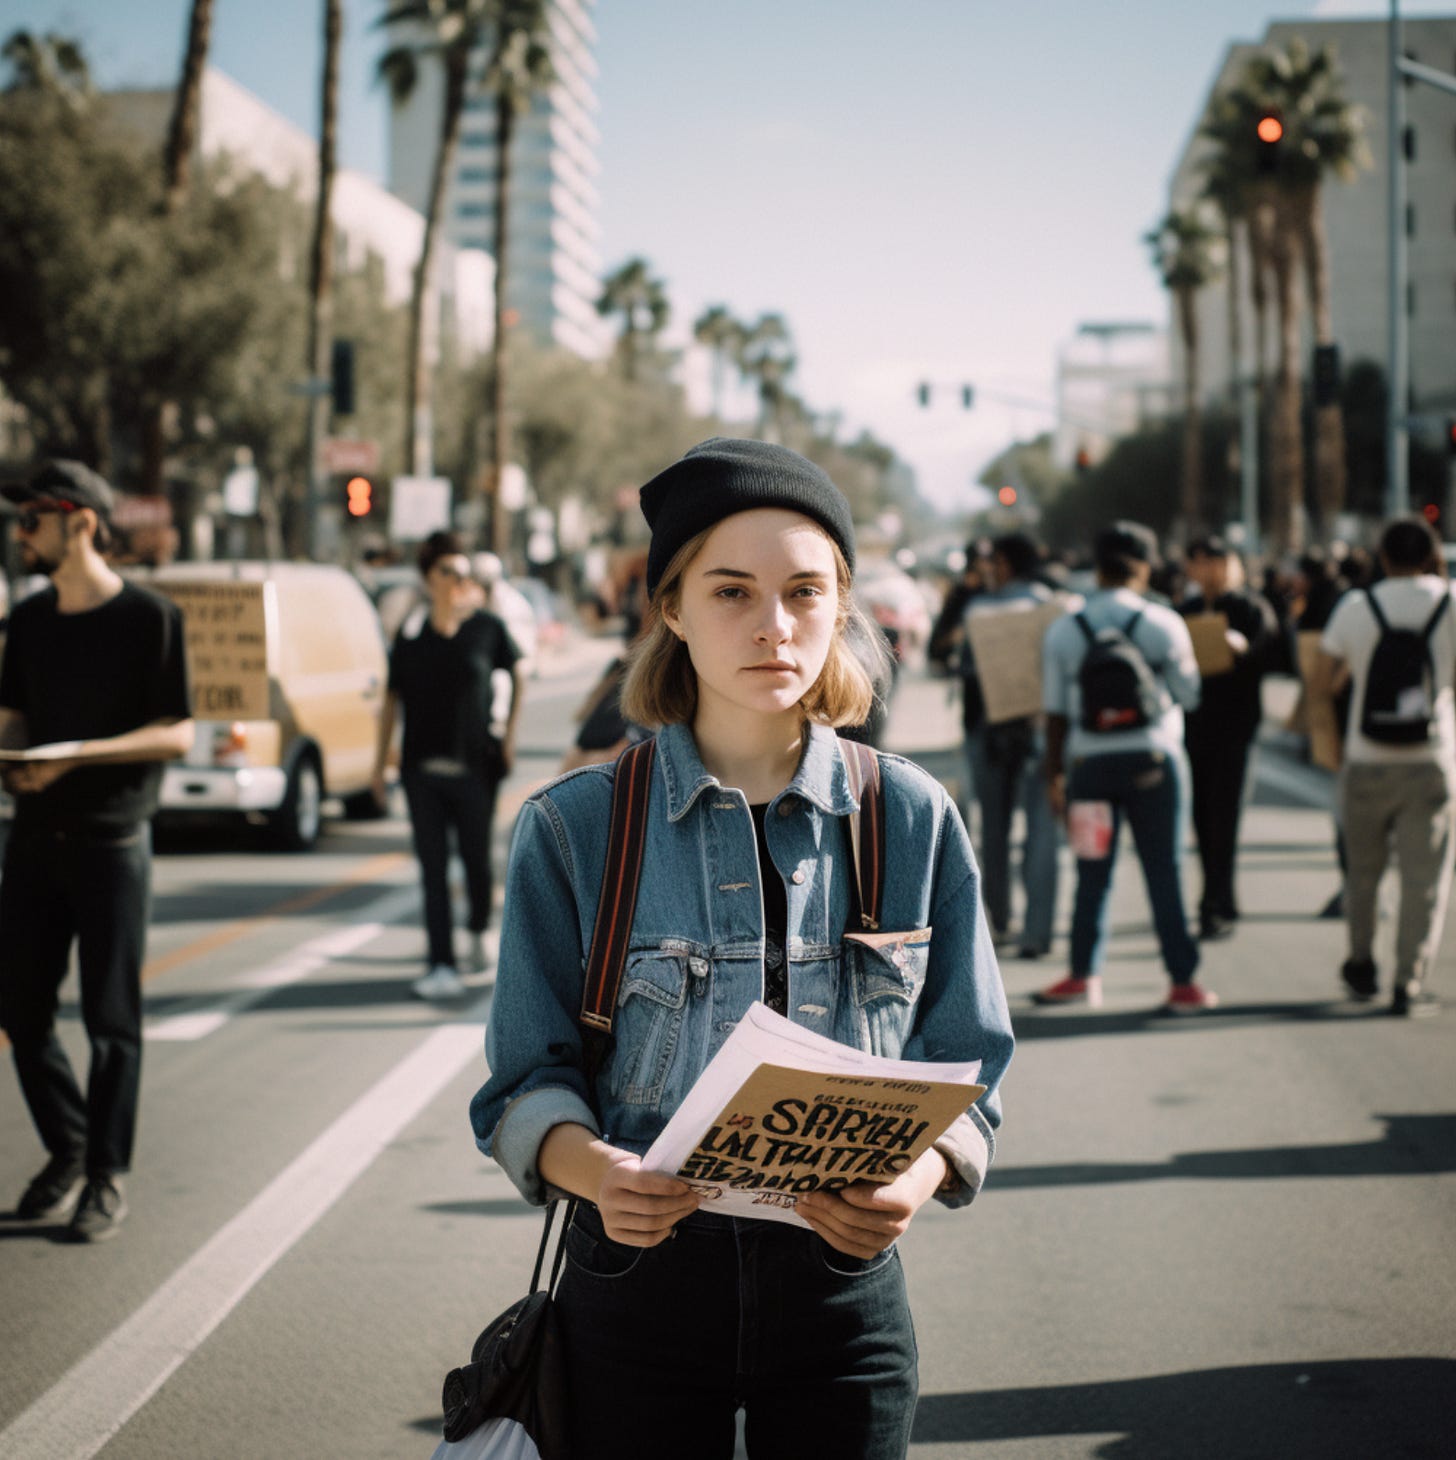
[144,883,420,1041]
[0,1012,490,1460]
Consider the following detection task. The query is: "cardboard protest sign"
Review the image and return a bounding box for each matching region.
[1297,630,1343,772]
[1186,612,1235,677]
[964,598,1067,723]
[154,581,271,721]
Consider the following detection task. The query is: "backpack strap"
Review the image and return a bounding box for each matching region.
[579,738,656,1079]
[838,737,885,932]
[1364,586,1389,633]
[1074,612,1096,646]
[1124,608,1145,640]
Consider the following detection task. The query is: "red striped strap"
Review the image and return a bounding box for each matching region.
[838,737,884,931]
[580,738,656,1034]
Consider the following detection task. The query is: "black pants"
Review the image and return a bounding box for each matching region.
[402,765,501,968]
[1186,731,1254,919]
[0,821,152,1177]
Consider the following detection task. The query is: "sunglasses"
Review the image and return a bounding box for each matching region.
[432,564,473,583]
[15,501,77,534]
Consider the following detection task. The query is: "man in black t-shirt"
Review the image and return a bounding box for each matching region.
[0,461,192,1242]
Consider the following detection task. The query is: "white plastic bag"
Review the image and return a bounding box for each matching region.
[429,1415,542,1460]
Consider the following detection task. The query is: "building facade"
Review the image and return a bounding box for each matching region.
[385,0,608,359]
[1166,16,1456,429]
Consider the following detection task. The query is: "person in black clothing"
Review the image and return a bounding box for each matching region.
[1179,536,1280,940]
[372,532,524,1001]
[0,461,193,1241]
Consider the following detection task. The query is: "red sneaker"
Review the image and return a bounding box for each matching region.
[1163,981,1219,1014]
[1032,975,1103,1007]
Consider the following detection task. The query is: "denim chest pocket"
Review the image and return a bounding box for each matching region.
[606,949,704,1106]
[840,928,933,1056]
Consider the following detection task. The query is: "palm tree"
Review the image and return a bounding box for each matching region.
[302,0,343,559]
[161,0,215,217]
[0,30,91,105]
[597,257,670,382]
[1240,39,1368,539]
[692,305,746,418]
[1145,206,1224,534]
[379,1,484,478]
[738,313,795,442]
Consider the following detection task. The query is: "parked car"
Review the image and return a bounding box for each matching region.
[142,561,388,850]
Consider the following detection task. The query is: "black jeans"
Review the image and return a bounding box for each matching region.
[557,1203,918,1459]
[0,821,152,1177]
[1185,729,1254,918]
[401,764,501,968]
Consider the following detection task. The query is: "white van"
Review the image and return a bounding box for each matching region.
[145,562,388,849]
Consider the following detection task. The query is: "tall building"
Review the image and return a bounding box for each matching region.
[1054,323,1173,471]
[385,0,608,359]
[1166,16,1456,426]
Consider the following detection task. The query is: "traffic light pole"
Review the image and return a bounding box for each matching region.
[1386,0,1409,519]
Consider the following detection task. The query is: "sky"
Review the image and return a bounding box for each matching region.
[8,0,1451,515]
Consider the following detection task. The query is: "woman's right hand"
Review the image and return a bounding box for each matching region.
[595,1149,699,1247]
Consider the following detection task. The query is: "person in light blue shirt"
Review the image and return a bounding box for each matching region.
[1035,521,1217,1014]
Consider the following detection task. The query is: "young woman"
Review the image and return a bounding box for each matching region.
[470,439,1013,1459]
[372,532,524,1000]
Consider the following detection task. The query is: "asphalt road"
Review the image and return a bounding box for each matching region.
[1,648,1452,1459]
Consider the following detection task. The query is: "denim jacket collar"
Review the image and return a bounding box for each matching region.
[657,720,861,823]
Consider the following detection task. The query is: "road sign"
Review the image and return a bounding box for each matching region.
[321,438,380,475]
[390,475,452,542]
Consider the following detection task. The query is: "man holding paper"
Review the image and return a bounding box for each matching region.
[1178,536,1281,942]
[0,461,192,1241]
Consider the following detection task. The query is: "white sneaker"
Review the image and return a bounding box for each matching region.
[467,931,493,975]
[412,965,467,1001]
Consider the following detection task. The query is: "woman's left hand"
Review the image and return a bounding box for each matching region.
[795,1148,948,1259]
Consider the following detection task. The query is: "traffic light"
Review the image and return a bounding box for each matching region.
[916,382,931,407]
[997,486,1017,507]
[331,338,356,417]
[962,384,975,410]
[344,475,373,518]
[1075,446,1092,475]
[1422,503,1440,526]
[1255,107,1284,174]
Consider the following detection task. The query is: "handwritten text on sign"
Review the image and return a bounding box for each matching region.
[156,582,270,721]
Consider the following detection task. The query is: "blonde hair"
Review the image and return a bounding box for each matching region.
[620,522,880,729]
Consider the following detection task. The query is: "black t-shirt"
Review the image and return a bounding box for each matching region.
[1180,587,1280,742]
[388,609,521,771]
[749,802,789,1017]
[0,581,191,831]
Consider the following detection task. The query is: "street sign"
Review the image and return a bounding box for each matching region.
[221,466,260,516]
[321,438,380,475]
[390,475,452,542]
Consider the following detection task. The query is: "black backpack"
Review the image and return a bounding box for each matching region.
[1358,588,1450,744]
[1075,610,1164,734]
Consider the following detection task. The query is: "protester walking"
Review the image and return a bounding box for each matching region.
[469,438,1014,1459]
[961,532,1065,957]
[1178,536,1281,940]
[0,461,193,1240]
[372,532,524,1001]
[1036,521,1215,1013]
[1318,517,1456,1017]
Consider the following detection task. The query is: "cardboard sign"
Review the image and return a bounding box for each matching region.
[1296,630,1343,772]
[964,598,1068,723]
[1186,612,1235,677]
[154,581,271,721]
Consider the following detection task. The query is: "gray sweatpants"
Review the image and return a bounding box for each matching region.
[1340,759,1456,990]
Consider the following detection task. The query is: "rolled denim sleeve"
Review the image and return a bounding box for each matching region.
[902,793,1015,1208]
[469,794,602,1205]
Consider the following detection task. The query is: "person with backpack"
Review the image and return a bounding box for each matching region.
[1317,516,1456,1017]
[469,438,1014,1459]
[1035,521,1214,1013]
[961,532,1066,958]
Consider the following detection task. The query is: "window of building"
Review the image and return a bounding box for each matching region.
[458,202,491,219]
[458,166,495,184]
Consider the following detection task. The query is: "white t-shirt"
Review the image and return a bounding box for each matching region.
[1321,575,1456,765]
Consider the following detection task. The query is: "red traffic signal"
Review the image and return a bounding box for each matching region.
[1422,503,1440,525]
[1255,107,1284,173]
[345,476,374,518]
[997,486,1018,507]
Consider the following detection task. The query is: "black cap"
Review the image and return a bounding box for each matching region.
[639,438,855,598]
[1093,520,1158,566]
[2,459,116,520]
[1186,534,1231,560]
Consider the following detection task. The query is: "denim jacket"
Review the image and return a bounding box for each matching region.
[470,721,1014,1210]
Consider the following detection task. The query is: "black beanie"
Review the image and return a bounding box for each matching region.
[639,438,856,598]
